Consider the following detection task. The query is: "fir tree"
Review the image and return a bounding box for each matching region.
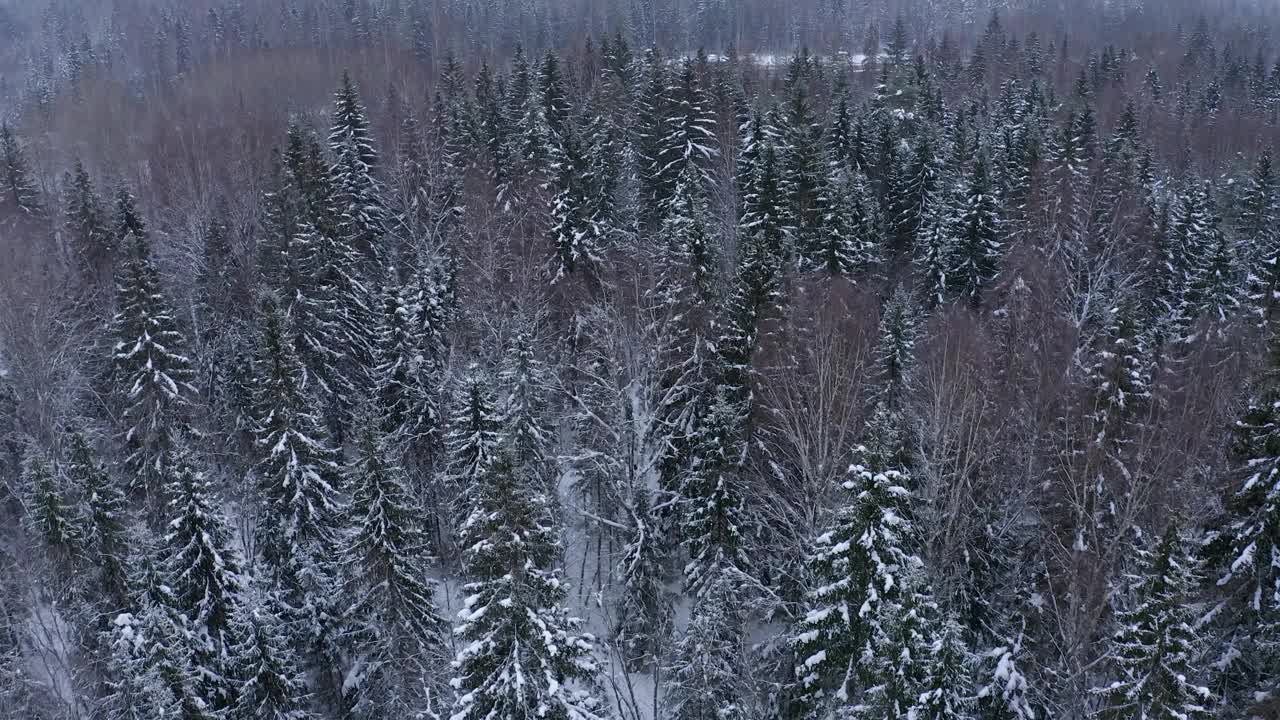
[1092,528,1211,720]
[450,448,606,720]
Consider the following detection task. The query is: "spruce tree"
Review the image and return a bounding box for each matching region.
[22,445,80,568]
[1092,528,1211,720]
[340,424,450,718]
[450,447,606,720]
[100,611,181,720]
[251,297,343,588]
[110,222,197,507]
[328,71,386,259]
[666,566,749,720]
[0,122,41,216]
[808,166,880,277]
[680,385,752,594]
[911,617,975,720]
[974,628,1037,720]
[789,405,919,718]
[67,431,131,614]
[231,592,314,720]
[444,367,502,510]
[947,152,1002,306]
[63,159,111,283]
[159,440,245,715]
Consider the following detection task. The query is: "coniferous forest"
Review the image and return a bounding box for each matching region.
[5,0,1280,718]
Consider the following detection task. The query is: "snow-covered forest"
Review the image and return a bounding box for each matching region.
[3,0,1280,719]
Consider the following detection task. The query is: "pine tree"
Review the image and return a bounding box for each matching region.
[450,448,606,720]
[947,152,1002,306]
[0,122,41,216]
[340,424,450,718]
[789,406,920,718]
[665,566,749,720]
[1092,528,1211,720]
[63,159,111,283]
[110,219,197,507]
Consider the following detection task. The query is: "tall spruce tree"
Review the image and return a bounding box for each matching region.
[110,217,197,508]
[0,122,41,216]
[1092,527,1211,720]
[339,424,450,718]
[789,405,920,719]
[449,446,606,720]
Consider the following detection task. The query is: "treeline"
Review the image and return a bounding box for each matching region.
[4,2,1280,720]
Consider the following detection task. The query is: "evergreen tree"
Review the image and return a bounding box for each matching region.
[159,440,245,715]
[657,162,718,307]
[328,70,386,258]
[808,166,880,277]
[231,592,314,720]
[549,121,603,282]
[947,152,1002,306]
[63,159,111,283]
[340,424,450,718]
[500,330,556,490]
[67,431,131,613]
[22,445,80,566]
[680,385,752,594]
[973,633,1038,720]
[856,570,936,720]
[1241,149,1280,321]
[873,286,918,410]
[665,566,749,720]
[1092,528,1211,720]
[100,611,181,720]
[789,406,919,718]
[110,221,197,507]
[0,122,41,215]
[450,448,606,720]
[251,297,342,585]
[911,617,975,720]
[444,367,502,515]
